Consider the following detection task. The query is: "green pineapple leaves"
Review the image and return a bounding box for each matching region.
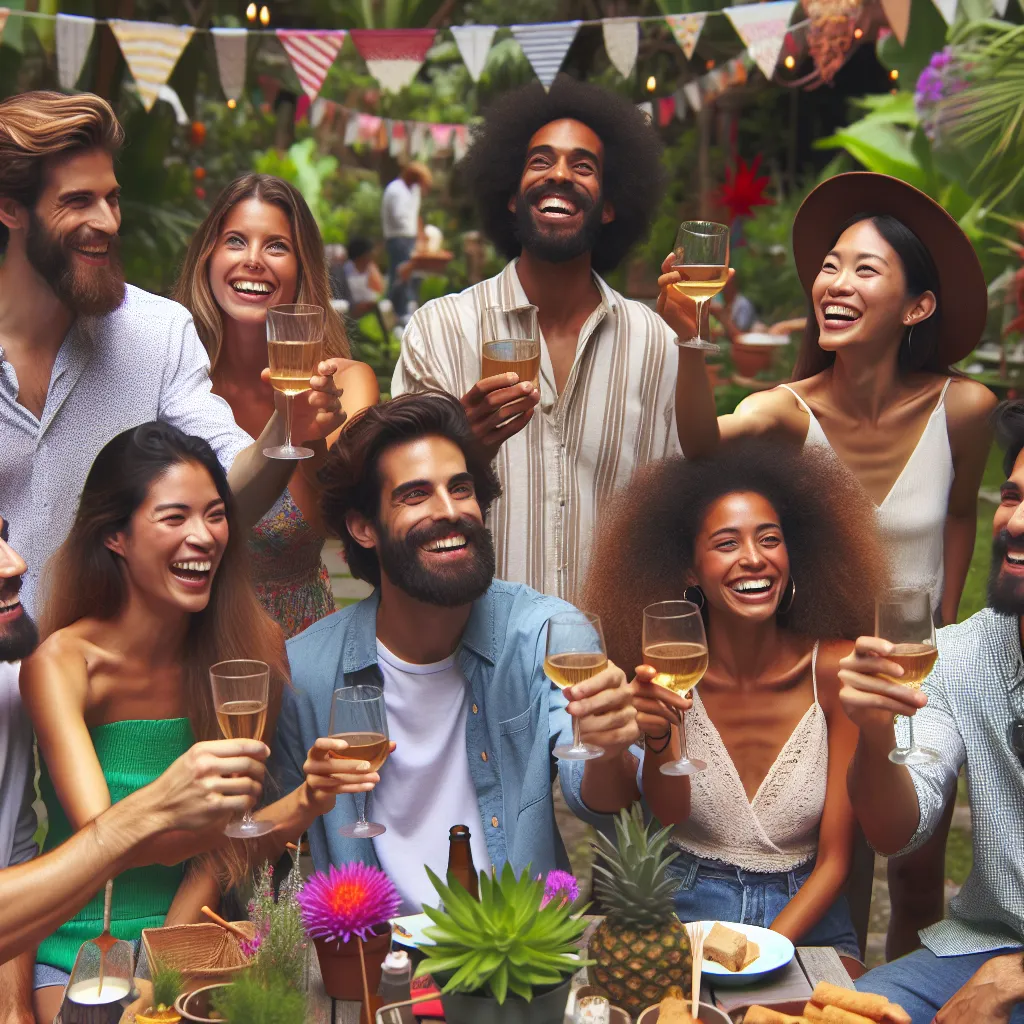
[414,864,592,1005]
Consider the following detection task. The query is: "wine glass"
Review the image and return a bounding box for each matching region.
[544,611,607,761]
[643,601,709,776]
[210,659,275,839]
[481,306,541,387]
[875,589,940,766]
[330,685,391,838]
[263,303,325,460]
[671,221,730,352]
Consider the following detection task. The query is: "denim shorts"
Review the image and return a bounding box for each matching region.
[666,849,861,959]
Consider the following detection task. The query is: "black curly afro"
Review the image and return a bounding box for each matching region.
[461,75,666,274]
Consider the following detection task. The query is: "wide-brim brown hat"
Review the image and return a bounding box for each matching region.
[792,172,987,365]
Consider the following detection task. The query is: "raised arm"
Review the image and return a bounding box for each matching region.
[940,379,997,625]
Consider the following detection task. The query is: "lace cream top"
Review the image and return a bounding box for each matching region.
[670,642,827,873]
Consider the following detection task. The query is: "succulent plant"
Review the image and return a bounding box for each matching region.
[414,863,591,1005]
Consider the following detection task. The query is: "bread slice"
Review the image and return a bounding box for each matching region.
[740,938,760,970]
[703,922,748,972]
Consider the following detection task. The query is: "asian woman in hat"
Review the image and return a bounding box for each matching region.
[657,171,997,960]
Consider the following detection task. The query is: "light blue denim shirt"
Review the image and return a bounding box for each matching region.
[270,580,618,877]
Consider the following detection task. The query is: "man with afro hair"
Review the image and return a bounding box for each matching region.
[392,75,681,602]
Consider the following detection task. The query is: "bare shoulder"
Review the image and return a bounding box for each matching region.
[944,375,998,430]
[334,358,377,386]
[20,628,91,698]
[731,383,808,435]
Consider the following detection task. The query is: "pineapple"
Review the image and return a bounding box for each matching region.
[588,804,691,1017]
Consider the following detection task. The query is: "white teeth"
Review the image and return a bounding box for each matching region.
[733,579,772,593]
[232,281,273,294]
[425,535,467,552]
[171,560,212,572]
[538,197,574,215]
[0,595,20,611]
[824,304,860,319]
[1007,553,1024,565]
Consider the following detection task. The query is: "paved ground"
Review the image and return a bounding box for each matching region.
[325,541,971,970]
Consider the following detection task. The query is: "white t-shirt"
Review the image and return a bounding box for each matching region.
[381,178,421,239]
[0,661,38,868]
[372,641,492,913]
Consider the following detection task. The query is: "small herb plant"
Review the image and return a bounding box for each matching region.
[150,962,184,1011]
[245,860,308,989]
[212,970,305,1024]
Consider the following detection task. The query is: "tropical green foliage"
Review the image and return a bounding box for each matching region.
[415,863,591,1005]
[212,970,306,1024]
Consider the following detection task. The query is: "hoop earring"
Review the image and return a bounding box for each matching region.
[906,324,915,362]
[683,585,706,610]
[778,577,796,615]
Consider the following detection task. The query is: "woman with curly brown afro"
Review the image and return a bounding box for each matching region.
[581,439,888,968]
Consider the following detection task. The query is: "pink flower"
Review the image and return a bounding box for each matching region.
[541,870,580,909]
[297,863,401,944]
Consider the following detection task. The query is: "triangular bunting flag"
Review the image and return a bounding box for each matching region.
[723,1,796,80]
[932,0,958,22]
[109,20,194,112]
[683,81,702,113]
[343,113,360,146]
[56,13,95,91]
[637,101,654,124]
[991,0,1009,14]
[657,96,676,127]
[211,27,247,101]
[351,29,436,93]
[665,14,707,61]
[430,123,454,150]
[602,18,639,78]
[450,24,496,82]
[453,124,470,162]
[878,0,911,43]
[276,29,346,100]
[673,87,689,120]
[0,9,8,45]
[510,21,581,90]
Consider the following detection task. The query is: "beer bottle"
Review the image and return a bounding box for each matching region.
[446,824,479,899]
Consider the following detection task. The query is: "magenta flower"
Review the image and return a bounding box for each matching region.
[297,863,401,944]
[541,870,580,909]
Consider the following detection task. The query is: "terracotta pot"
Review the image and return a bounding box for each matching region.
[173,985,231,1024]
[637,1002,731,1024]
[440,979,571,1024]
[313,926,392,1001]
[731,341,774,378]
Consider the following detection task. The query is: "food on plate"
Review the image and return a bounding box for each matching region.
[703,922,759,972]
[743,1007,811,1024]
[808,981,912,1024]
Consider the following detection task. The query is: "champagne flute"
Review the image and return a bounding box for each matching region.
[876,589,940,766]
[330,685,390,838]
[481,305,541,387]
[210,659,275,839]
[672,221,730,353]
[643,600,709,776]
[263,303,325,460]
[544,611,607,761]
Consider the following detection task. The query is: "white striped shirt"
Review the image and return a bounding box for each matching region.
[391,260,680,601]
[895,608,1024,956]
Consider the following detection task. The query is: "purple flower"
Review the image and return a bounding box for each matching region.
[541,870,580,909]
[296,863,402,945]
[239,927,266,959]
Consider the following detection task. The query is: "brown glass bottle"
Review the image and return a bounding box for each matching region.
[446,824,479,899]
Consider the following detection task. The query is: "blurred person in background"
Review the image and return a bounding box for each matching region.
[381,161,432,317]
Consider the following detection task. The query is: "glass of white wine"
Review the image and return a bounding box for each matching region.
[544,611,608,761]
[263,303,325,460]
[672,221,730,353]
[210,659,275,839]
[330,685,391,838]
[876,589,940,766]
[643,600,709,776]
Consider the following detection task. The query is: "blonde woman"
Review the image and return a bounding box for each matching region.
[173,174,378,636]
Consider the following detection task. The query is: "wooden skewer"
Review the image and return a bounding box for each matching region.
[357,937,372,1024]
[687,922,705,1019]
[200,905,250,940]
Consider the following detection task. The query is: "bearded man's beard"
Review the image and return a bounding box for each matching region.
[26,211,125,316]
[988,529,1024,616]
[514,180,604,264]
[0,610,39,663]
[376,516,495,608]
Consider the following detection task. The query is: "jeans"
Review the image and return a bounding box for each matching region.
[385,236,418,317]
[857,946,1024,1024]
[666,849,861,958]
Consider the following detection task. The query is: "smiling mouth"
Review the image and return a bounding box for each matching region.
[423,534,468,554]
[0,591,23,620]
[729,578,774,596]
[1006,552,1024,567]
[821,303,862,329]
[170,559,212,585]
[534,194,579,218]
[231,280,274,295]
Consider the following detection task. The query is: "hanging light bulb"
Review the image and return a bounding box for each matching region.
[227,97,237,109]
[646,75,657,92]
[705,59,715,70]
[259,5,270,25]
[889,68,899,80]
[245,3,257,21]
[784,55,796,69]
[853,27,864,39]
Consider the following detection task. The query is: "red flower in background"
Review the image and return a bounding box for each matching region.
[718,155,772,222]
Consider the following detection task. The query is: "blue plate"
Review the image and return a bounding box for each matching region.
[696,921,795,986]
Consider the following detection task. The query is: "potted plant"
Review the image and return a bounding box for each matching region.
[243,861,308,989]
[415,863,591,1024]
[211,970,305,1024]
[136,963,183,1024]
[296,862,401,1002]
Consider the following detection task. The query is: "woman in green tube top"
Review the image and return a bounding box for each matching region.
[20,422,336,1023]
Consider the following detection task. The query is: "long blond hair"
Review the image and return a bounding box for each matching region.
[0,90,123,252]
[172,173,349,368]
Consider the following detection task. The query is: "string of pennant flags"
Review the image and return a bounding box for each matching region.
[0,0,999,117]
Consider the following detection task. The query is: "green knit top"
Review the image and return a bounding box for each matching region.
[37,717,195,973]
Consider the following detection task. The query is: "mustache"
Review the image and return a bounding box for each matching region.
[66,226,120,251]
[0,575,22,602]
[407,517,485,547]
[992,529,1021,561]
[522,179,595,214]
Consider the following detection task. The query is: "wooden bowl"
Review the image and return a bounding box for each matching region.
[142,923,255,993]
[637,1001,732,1024]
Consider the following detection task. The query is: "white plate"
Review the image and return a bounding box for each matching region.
[694,921,794,986]
[390,913,435,948]
[737,332,790,347]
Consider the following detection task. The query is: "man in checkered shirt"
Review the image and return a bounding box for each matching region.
[840,400,1024,1023]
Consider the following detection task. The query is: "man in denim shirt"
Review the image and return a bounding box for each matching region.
[270,393,642,911]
